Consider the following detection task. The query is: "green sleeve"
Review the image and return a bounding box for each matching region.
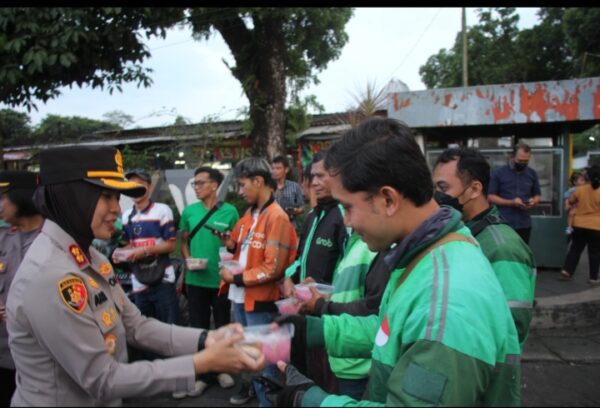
[179,207,189,231]
[229,207,240,230]
[323,314,379,359]
[302,386,384,407]
[384,340,519,406]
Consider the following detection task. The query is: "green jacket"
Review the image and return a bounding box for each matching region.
[326,233,377,380]
[302,208,521,407]
[466,206,536,348]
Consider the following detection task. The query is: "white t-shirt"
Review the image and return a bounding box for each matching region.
[122,202,177,292]
[228,210,259,304]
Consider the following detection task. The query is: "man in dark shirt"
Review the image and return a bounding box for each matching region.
[488,143,541,244]
[272,155,305,228]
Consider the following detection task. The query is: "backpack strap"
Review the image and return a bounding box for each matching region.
[469,212,506,237]
[396,232,475,289]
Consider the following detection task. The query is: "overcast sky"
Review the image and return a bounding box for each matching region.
[6,7,541,129]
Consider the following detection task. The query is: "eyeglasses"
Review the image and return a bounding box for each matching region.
[191,180,209,188]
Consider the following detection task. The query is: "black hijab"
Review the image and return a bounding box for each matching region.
[33,181,103,255]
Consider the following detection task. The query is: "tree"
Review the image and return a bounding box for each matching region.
[420,8,522,88]
[0,108,32,167]
[33,114,120,144]
[419,7,600,88]
[103,110,134,129]
[563,8,600,77]
[0,7,184,110]
[189,8,353,158]
[345,80,388,128]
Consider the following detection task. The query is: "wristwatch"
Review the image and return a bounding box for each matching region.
[197,331,208,351]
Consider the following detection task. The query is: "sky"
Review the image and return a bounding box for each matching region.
[6,7,541,129]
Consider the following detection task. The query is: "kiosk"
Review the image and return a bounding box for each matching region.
[387,77,600,268]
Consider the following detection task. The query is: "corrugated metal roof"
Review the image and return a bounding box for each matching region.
[388,77,600,128]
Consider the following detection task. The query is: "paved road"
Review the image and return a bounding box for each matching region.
[124,324,600,407]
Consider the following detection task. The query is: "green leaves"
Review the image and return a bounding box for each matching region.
[419,7,600,88]
[0,7,185,110]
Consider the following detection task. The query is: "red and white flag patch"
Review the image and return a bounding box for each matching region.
[375,315,390,347]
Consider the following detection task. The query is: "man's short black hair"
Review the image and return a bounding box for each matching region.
[512,142,531,156]
[302,164,313,183]
[434,147,491,195]
[234,157,273,186]
[311,149,327,166]
[272,155,290,168]
[194,166,224,187]
[324,118,433,206]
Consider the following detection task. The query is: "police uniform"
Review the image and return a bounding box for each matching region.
[0,172,40,379]
[6,147,204,406]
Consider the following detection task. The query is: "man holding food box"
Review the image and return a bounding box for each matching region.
[177,166,240,398]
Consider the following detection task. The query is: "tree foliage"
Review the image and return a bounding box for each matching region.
[33,114,120,144]
[103,110,134,129]
[189,7,353,158]
[0,8,353,160]
[0,108,32,146]
[0,7,184,110]
[419,7,600,88]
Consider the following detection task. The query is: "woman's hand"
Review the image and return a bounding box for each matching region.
[193,333,266,374]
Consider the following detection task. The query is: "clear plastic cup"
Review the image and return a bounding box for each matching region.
[186,258,208,271]
[219,247,234,261]
[238,324,295,364]
[275,298,301,315]
[219,260,244,275]
[294,282,334,302]
[113,248,135,262]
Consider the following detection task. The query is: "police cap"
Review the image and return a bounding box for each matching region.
[0,170,38,194]
[38,146,146,198]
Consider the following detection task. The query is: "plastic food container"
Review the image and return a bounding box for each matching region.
[294,283,334,302]
[275,298,301,315]
[186,258,208,271]
[237,324,295,364]
[219,260,244,275]
[219,247,235,261]
[113,248,135,262]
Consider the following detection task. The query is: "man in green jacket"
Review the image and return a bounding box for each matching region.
[432,147,536,347]
[300,232,381,399]
[269,118,521,407]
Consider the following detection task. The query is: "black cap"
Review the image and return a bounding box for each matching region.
[38,146,146,198]
[125,169,152,184]
[0,170,38,194]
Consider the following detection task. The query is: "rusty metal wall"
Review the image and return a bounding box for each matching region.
[388,77,600,128]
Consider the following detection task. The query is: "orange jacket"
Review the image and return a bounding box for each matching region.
[219,199,298,312]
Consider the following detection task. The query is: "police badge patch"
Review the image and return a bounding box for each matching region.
[58,276,88,314]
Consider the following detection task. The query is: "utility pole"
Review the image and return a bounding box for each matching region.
[462,7,468,87]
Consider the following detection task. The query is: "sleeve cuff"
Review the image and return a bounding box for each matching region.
[302,385,329,407]
[313,298,327,317]
[306,316,325,348]
[233,273,245,287]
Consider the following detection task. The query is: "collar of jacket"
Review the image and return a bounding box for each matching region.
[314,197,338,215]
[465,205,500,229]
[250,194,275,214]
[384,206,464,270]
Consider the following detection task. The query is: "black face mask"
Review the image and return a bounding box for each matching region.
[434,190,463,213]
[514,162,528,172]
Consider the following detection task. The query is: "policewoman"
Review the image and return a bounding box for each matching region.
[6,146,264,406]
[0,171,42,406]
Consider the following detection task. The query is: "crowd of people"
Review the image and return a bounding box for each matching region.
[0,117,596,406]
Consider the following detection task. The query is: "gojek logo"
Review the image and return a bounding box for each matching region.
[315,237,333,248]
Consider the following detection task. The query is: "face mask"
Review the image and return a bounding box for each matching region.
[434,190,464,213]
[514,162,528,172]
